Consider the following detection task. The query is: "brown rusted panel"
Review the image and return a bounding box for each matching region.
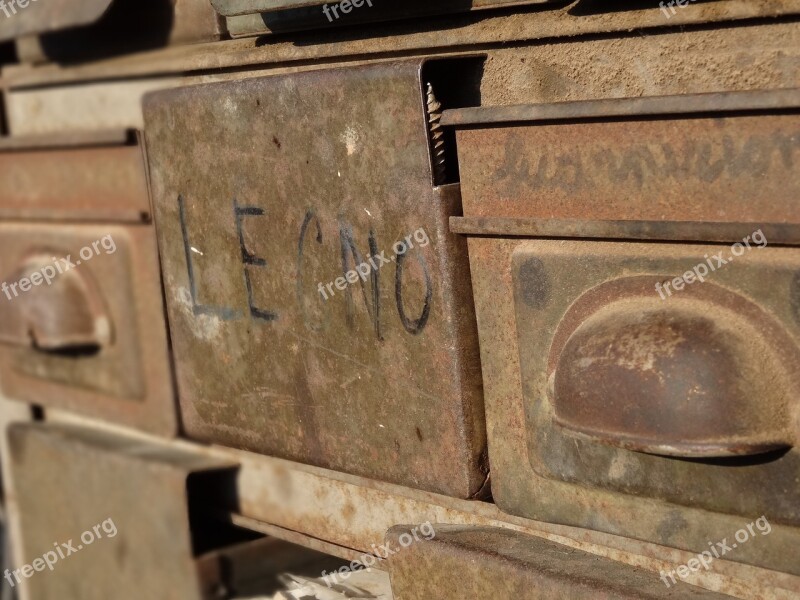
[386,525,732,599]
[442,89,800,127]
[7,423,236,600]
[0,0,114,42]
[143,59,486,498]
[453,108,800,224]
[171,0,227,46]
[464,236,800,575]
[0,139,151,223]
[129,439,800,597]
[0,224,177,436]
[450,217,800,245]
[0,129,129,152]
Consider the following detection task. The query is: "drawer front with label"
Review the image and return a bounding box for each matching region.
[143,60,486,498]
[0,134,176,436]
[447,90,800,573]
[0,224,176,435]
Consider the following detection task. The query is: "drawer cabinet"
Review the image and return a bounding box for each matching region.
[0,134,177,436]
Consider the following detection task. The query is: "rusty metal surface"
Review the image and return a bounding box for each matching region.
[0,0,114,42]
[143,59,486,498]
[0,252,112,352]
[224,0,800,41]
[450,217,800,246]
[442,88,800,126]
[139,437,800,598]
[453,112,800,224]
[228,515,366,564]
[171,0,227,46]
[0,224,177,437]
[387,525,733,599]
[7,423,236,600]
[515,241,799,463]
[464,237,800,575]
[6,2,800,88]
[0,138,151,223]
[0,398,30,600]
[196,535,356,598]
[546,276,797,458]
[452,89,800,565]
[35,407,797,599]
[0,130,129,152]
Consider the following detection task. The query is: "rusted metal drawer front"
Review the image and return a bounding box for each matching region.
[7,423,236,600]
[516,240,800,514]
[0,224,176,436]
[464,235,800,575]
[386,525,730,599]
[446,90,800,224]
[0,132,150,223]
[143,60,486,498]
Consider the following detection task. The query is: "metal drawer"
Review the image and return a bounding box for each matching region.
[446,89,800,573]
[214,0,551,36]
[0,134,177,436]
[142,59,487,498]
[0,131,150,223]
[6,423,238,600]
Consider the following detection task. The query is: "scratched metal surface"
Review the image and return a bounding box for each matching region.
[8,423,236,600]
[143,60,486,499]
[386,525,734,599]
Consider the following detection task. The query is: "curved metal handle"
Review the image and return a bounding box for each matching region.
[0,254,112,354]
[549,280,797,458]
